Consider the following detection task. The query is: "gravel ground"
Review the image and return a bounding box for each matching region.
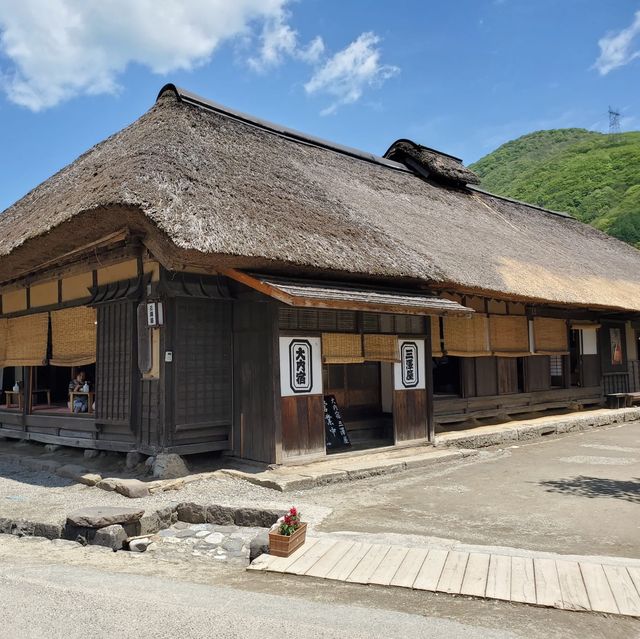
[0,455,330,528]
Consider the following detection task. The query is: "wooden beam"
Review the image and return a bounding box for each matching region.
[221,269,472,317]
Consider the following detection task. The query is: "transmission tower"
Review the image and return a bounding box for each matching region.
[608,106,621,136]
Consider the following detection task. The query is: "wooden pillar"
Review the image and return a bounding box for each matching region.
[425,316,435,442]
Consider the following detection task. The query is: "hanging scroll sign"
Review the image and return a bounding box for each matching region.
[324,394,351,449]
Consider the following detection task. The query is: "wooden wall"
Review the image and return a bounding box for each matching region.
[95,301,137,444]
[169,298,232,450]
[393,390,427,442]
[281,395,325,459]
[232,300,282,464]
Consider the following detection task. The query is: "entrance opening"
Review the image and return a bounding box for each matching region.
[433,356,461,396]
[569,329,581,387]
[31,363,96,415]
[323,362,393,453]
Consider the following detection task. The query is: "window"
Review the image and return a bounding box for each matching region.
[433,356,461,396]
[550,355,564,387]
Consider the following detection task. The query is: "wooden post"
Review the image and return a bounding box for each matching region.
[425,316,435,442]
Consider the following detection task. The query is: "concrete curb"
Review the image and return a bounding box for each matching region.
[219,448,478,492]
[435,407,639,450]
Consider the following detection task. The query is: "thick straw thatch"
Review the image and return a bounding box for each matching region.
[384,139,480,186]
[2,84,640,312]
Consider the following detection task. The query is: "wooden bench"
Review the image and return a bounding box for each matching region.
[606,392,640,409]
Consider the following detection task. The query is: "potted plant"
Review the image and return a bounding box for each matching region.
[268,507,307,557]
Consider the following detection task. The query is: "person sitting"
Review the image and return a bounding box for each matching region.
[69,371,90,413]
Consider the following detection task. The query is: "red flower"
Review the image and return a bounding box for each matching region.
[290,507,297,516]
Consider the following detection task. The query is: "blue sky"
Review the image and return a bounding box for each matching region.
[0,0,639,212]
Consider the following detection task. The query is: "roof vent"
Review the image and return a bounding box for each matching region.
[383,139,480,186]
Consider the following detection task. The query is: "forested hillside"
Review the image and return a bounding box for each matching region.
[469,129,640,246]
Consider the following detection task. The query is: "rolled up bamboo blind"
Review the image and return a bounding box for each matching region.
[50,306,97,367]
[431,317,443,357]
[322,333,364,364]
[443,315,490,357]
[533,317,568,354]
[363,334,399,362]
[489,315,530,356]
[2,313,49,367]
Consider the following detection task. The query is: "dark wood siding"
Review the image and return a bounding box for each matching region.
[581,354,601,388]
[393,389,427,442]
[497,357,519,395]
[282,395,325,459]
[172,298,232,448]
[95,301,136,442]
[139,379,160,449]
[475,357,498,397]
[525,356,551,392]
[233,300,281,463]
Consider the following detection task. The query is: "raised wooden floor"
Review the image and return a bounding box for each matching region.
[249,537,640,617]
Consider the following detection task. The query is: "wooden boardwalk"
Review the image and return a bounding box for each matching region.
[249,537,640,617]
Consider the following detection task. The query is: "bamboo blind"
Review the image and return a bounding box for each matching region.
[443,315,490,357]
[533,317,568,354]
[489,315,530,356]
[2,313,49,367]
[431,317,443,357]
[363,334,399,362]
[50,306,97,366]
[322,333,364,364]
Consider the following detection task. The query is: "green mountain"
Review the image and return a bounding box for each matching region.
[469,129,640,246]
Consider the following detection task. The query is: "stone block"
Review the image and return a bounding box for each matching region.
[152,453,189,479]
[67,506,145,528]
[206,504,236,525]
[234,508,283,528]
[96,477,119,492]
[83,449,100,459]
[176,502,206,523]
[93,524,127,550]
[114,479,151,499]
[125,451,143,469]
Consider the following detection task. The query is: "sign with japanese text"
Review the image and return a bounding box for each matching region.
[324,394,351,449]
[279,336,322,396]
[394,339,426,390]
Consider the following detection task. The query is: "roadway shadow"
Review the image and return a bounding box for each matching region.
[539,476,640,503]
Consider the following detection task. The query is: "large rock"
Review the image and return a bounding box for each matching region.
[114,479,150,499]
[176,502,206,523]
[93,524,127,550]
[234,508,284,528]
[125,451,143,469]
[152,453,189,479]
[206,504,236,525]
[67,506,145,528]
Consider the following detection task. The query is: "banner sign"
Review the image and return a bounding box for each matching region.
[279,337,322,397]
[324,394,351,449]
[394,339,426,390]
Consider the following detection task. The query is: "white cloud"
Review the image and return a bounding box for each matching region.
[304,32,399,115]
[247,11,324,71]
[0,0,290,110]
[594,10,640,75]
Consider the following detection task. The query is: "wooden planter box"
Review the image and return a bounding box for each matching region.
[268,523,307,557]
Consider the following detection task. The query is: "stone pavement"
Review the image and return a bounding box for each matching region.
[436,406,640,449]
[224,407,639,492]
[249,535,640,618]
[222,447,477,491]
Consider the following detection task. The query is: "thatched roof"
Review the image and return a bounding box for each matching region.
[2,83,640,313]
[384,139,480,186]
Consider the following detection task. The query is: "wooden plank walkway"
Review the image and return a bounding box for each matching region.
[249,537,640,618]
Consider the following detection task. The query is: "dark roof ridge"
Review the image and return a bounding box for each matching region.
[469,185,573,219]
[158,83,411,174]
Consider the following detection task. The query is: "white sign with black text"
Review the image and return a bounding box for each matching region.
[279,336,323,397]
[394,339,426,390]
